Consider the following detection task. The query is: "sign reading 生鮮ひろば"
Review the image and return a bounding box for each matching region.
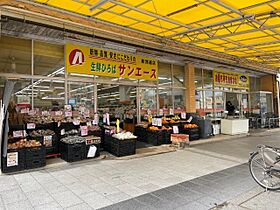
[214,70,249,89]
[65,44,158,80]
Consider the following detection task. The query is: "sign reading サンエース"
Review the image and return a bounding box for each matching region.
[214,70,249,89]
[66,44,158,80]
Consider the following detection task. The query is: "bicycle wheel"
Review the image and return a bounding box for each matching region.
[249,151,280,190]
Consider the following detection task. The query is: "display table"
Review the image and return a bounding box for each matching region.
[221,119,249,135]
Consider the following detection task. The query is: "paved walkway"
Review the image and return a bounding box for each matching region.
[1,130,280,209]
[101,163,256,210]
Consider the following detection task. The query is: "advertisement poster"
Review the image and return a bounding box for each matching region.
[214,70,249,89]
[7,152,18,167]
[66,44,158,81]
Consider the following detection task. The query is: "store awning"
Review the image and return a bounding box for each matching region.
[32,0,280,68]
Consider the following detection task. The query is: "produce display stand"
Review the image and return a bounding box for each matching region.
[104,134,136,157]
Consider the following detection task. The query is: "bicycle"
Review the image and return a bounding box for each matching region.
[249,144,280,191]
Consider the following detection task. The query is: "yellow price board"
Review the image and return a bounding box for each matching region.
[214,70,249,89]
[65,44,158,80]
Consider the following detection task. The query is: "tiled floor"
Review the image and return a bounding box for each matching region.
[1,130,280,209]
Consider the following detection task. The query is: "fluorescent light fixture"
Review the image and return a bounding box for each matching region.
[42,96,64,100]
[104,42,137,53]
[70,73,95,78]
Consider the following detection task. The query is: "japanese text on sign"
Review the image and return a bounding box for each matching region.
[214,70,249,89]
[66,44,158,81]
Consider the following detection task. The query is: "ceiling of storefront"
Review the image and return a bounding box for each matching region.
[30,0,280,68]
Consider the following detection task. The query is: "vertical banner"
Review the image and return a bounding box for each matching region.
[65,44,158,81]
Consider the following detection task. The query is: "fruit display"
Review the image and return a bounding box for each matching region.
[8,139,42,149]
[148,126,171,131]
[184,124,198,129]
[29,129,55,137]
[149,126,160,131]
[112,132,137,140]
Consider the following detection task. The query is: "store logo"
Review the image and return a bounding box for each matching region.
[240,75,247,82]
[69,49,85,66]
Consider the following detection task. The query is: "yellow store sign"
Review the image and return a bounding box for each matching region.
[65,44,158,80]
[214,70,249,89]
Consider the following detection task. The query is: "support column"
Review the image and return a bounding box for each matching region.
[184,63,196,113]
[260,75,279,116]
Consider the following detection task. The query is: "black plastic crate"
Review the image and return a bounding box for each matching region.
[60,142,86,162]
[189,134,200,141]
[147,130,164,146]
[135,126,147,142]
[2,148,26,173]
[25,146,46,160]
[25,146,46,169]
[110,137,136,157]
[164,130,172,144]
[88,130,102,137]
[85,144,100,159]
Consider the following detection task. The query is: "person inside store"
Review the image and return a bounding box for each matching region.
[226,101,235,116]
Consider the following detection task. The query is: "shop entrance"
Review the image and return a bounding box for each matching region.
[225,92,249,116]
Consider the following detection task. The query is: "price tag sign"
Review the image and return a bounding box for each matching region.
[65,111,73,117]
[181,112,186,119]
[73,119,80,125]
[173,126,179,134]
[13,130,23,138]
[103,114,106,123]
[28,109,35,116]
[64,105,72,112]
[20,108,29,114]
[152,118,157,126]
[42,111,49,116]
[44,136,53,147]
[157,118,162,127]
[60,129,65,135]
[7,152,18,167]
[55,111,62,116]
[93,113,99,125]
[87,121,92,126]
[169,108,174,115]
[80,126,88,136]
[27,123,36,130]
[159,109,164,116]
[106,113,110,125]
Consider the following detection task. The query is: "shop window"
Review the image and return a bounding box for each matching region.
[195,90,204,116]
[158,62,172,86]
[174,89,185,113]
[98,84,136,120]
[173,65,184,87]
[203,69,213,89]
[67,81,95,112]
[140,88,157,115]
[214,91,224,118]
[0,36,31,75]
[33,79,65,109]
[205,91,214,117]
[159,88,172,114]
